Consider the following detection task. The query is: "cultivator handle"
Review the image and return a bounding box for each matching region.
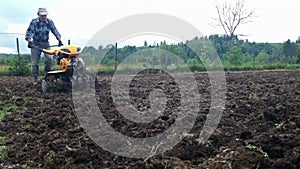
[29,45,58,55]
[30,45,82,56]
[42,48,60,55]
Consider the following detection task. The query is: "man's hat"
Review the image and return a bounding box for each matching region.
[38,8,48,15]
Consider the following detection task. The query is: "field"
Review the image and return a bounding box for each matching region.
[0,70,299,169]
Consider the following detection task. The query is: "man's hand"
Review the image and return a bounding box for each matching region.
[58,40,63,47]
[27,41,33,48]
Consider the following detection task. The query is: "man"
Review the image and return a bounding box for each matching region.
[25,7,63,84]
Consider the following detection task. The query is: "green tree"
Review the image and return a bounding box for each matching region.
[256,50,269,64]
[144,40,148,47]
[283,39,297,64]
[8,56,30,76]
[231,46,245,66]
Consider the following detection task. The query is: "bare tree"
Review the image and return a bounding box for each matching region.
[212,0,256,71]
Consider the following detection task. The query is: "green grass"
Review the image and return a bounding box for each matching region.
[21,124,32,130]
[230,63,300,71]
[0,145,9,159]
[0,136,6,142]
[0,62,299,76]
[0,106,15,122]
[24,97,32,107]
[0,65,11,76]
[46,150,56,166]
[246,143,269,158]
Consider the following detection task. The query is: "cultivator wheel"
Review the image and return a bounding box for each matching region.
[40,71,71,93]
[71,71,99,89]
[75,58,86,77]
[88,72,99,88]
[41,70,99,93]
[71,76,87,90]
[41,79,48,93]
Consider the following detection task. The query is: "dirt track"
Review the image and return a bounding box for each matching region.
[0,70,299,169]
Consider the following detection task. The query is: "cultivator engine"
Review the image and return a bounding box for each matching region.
[39,45,97,93]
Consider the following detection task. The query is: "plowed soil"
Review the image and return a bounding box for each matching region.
[0,70,299,169]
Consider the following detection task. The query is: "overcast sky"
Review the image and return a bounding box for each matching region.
[0,0,300,54]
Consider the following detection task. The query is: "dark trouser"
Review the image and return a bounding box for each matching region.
[31,41,53,79]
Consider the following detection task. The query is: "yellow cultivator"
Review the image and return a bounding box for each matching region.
[38,45,97,92]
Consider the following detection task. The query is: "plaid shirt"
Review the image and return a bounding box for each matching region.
[25,17,61,42]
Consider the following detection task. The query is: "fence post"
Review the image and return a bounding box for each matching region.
[16,38,20,58]
[115,42,117,71]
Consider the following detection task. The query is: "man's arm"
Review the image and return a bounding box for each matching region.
[48,19,61,41]
[25,19,35,42]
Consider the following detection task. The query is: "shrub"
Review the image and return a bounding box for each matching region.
[8,56,30,76]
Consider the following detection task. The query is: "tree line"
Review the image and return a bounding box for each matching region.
[79,34,300,72]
